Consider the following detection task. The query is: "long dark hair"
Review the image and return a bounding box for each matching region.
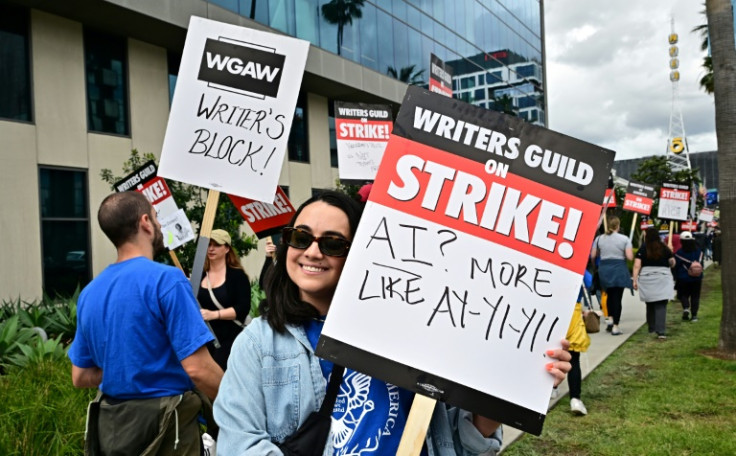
[260,190,363,333]
[644,227,666,260]
[680,238,698,253]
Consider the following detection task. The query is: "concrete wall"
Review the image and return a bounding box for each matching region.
[1,7,364,297]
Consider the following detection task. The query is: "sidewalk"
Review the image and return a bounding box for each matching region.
[498,288,646,453]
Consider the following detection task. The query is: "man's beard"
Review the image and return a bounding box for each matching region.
[153,225,166,256]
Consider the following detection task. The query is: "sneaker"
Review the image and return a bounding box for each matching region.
[570,398,588,416]
[550,387,559,400]
[657,334,667,340]
[611,325,623,336]
[682,309,691,321]
[606,324,613,332]
[691,317,699,322]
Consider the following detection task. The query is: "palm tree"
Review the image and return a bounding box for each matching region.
[705,0,736,356]
[692,7,715,94]
[490,94,517,116]
[321,0,365,56]
[386,64,425,85]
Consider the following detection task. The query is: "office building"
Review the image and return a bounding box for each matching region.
[0,0,546,298]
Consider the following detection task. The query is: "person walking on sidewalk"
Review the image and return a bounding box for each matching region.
[632,227,676,340]
[591,216,633,336]
[569,272,593,416]
[674,231,704,322]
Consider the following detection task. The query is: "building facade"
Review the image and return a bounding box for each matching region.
[614,151,719,194]
[0,0,546,299]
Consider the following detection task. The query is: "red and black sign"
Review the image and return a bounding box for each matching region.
[622,181,656,215]
[113,160,158,193]
[228,186,294,238]
[602,188,617,208]
[318,86,615,436]
[428,53,453,97]
[681,220,698,231]
[334,101,393,141]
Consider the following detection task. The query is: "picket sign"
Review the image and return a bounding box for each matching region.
[600,188,615,233]
[397,395,437,455]
[188,189,222,348]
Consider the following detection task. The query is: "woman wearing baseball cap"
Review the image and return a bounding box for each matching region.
[198,229,251,370]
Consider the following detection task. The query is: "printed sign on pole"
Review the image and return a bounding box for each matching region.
[657,182,690,221]
[316,86,615,436]
[622,181,656,215]
[680,220,698,232]
[114,161,178,219]
[698,208,715,223]
[228,186,295,238]
[335,101,393,180]
[158,17,310,203]
[640,216,654,231]
[428,54,453,97]
[160,209,197,249]
[602,188,617,208]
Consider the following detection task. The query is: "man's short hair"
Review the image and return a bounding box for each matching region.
[98,192,153,247]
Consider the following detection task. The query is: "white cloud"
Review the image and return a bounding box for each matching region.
[544,0,717,160]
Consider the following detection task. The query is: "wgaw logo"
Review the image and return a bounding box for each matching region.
[198,38,286,99]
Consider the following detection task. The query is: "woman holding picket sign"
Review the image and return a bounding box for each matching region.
[214,190,572,455]
[674,231,704,322]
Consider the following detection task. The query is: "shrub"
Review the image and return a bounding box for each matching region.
[0,358,92,455]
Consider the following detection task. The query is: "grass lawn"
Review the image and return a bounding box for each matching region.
[503,267,736,455]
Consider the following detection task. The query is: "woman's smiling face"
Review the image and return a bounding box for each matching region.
[285,201,351,314]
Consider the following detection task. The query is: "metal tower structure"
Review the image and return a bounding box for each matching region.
[666,19,692,173]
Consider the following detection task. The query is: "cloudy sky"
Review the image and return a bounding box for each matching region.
[544,0,717,161]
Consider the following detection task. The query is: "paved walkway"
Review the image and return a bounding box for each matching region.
[498,287,647,453]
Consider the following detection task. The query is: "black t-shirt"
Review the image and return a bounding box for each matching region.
[636,243,673,267]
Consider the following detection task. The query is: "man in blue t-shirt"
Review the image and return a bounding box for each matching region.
[69,191,223,455]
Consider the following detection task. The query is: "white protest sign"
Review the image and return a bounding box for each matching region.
[335,101,393,180]
[657,182,690,221]
[158,17,310,202]
[160,209,196,250]
[316,86,615,436]
[698,208,714,222]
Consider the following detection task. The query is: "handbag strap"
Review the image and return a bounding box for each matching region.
[318,365,345,417]
[206,272,248,327]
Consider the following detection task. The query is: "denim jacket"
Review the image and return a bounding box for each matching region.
[214,317,502,455]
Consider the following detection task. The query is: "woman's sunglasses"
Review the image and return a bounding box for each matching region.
[282,227,351,257]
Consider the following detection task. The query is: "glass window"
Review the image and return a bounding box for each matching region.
[518,95,537,109]
[474,88,486,101]
[360,4,378,70]
[376,9,394,74]
[210,0,239,13]
[288,93,309,163]
[516,63,537,79]
[460,76,475,89]
[167,51,181,106]
[295,0,320,45]
[0,5,32,122]
[39,167,91,298]
[328,100,338,168]
[486,71,503,84]
[270,0,296,35]
[84,29,129,135]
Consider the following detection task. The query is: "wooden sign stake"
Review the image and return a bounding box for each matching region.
[396,394,437,455]
[667,223,674,250]
[629,213,638,241]
[169,250,184,271]
[189,189,221,347]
